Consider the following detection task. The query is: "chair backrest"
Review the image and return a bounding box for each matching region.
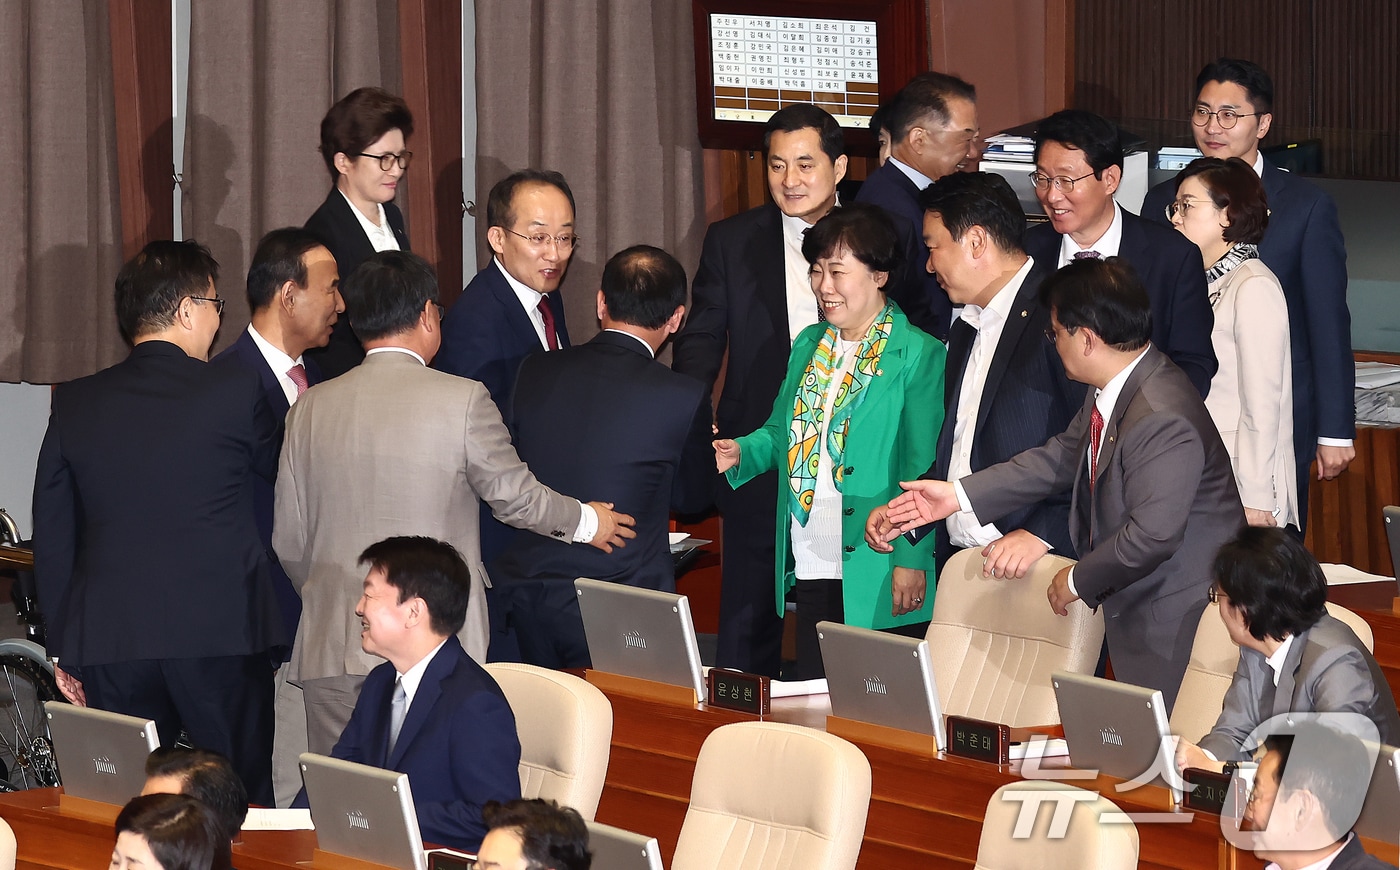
[671,722,871,870]
[925,549,1104,727]
[0,817,13,870]
[483,663,613,820]
[973,781,1139,870]
[1168,601,1377,743]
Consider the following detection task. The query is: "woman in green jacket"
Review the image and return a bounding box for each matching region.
[714,203,945,679]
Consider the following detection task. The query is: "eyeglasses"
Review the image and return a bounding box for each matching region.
[1043,323,1073,343]
[1191,107,1260,129]
[505,228,580,251]
[1029,170,1096,193]
[1165,197,1216,221]
[186,295,225,316]
[1207,586,1226,604]
[429,300,444,321]
[356,150,413,171]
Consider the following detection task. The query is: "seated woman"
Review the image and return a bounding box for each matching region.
[1169,156,1298,530]
[1175,527,1400,770]
[112,793,232,870]
[714,203,945,679]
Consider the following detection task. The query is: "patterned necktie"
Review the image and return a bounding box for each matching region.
[286,363,309,397]
[387,679,407,756]
[1089,405,1105,491]
[537,297,559,350]
[1073,250,1102,260]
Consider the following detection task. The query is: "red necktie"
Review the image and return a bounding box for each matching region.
[537,297,559,351]
[1089,405,1105,491]
[287,363,309,397]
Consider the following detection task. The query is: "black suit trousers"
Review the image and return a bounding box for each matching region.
[715,470,784,677]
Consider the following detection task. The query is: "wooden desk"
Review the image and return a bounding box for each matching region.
[1328,580,1400,712]
[591,684,1400,870]
[0,788,317,870]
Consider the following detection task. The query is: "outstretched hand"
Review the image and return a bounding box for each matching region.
[885,480,960,536]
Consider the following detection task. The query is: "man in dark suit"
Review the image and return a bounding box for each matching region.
[881,258,1244,710]
[304,87,413,379]
[317,536,521,852]
[34,240,285,805]
[433,169,576,574]
[1141,59,1355,528]
[1025,110,1217,397]
[491,245,712,669]
[878,172,1085,576]
[212,227,341,807]
[855,71,980,340]
[672,104,850,677]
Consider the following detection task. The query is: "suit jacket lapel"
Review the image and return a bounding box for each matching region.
[974,264,1046,442]
[745,205,789,342]
[324,189,377,269]
[1096,346,1165,482]
[937,318,975,479]
[235,331,292,418]
[1271,628,1308,719]
[386,640,459,768]
[485,264,547,352]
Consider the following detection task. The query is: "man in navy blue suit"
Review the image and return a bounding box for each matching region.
[1141,59,1355,528]
[492,245,712,669]
[434,170,576,577]
[854,72,980,340]
[1025,110,1217,397]
[873,171,1086,576]
[324,536,521,852]
[213,227,342,807]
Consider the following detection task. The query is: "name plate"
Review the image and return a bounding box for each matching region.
[945,715,1011,765]
[706,669,770,714]
[1181,767,1236,815]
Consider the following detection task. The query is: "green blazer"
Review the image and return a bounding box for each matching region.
[726,303,945,630]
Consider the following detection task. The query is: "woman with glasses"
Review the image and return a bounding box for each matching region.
[714,203,945,679]
[304,87,415,377]
[1169,156,1297,530]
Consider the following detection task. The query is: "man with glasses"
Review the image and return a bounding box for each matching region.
[1025,109,1217,396]
[1143,59,1355,531]
[305,87,415,379]
[1173,527,1398,773]
[855,71,981,340]
[34,240,285,805]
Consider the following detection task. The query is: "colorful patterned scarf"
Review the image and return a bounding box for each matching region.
[786,303,894,525]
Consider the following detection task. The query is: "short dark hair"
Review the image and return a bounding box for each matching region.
[485,169,577,231]
[246,228,329,312]
[1174,157,1270,245]
[762,103,845,164]
[918,171,1026,254]
[115,793,232,870]
[886,71,977,141]
[1195,58,1274,115]
[114,239,221,342]
[801,203,903,276]
[1040,257,1151,351]
[144,748,249,844]
[868,101,892,136]
[1213,526,1327,642]
[341,250,437,341]
[600,245,687,330]
[1264,723,1372,839]
[358,536,472,637]
[1033,109,1124,176]
[319,87,414,182]
[483,799,591,870]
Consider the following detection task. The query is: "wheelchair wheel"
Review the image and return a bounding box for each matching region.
[0,639,63,790]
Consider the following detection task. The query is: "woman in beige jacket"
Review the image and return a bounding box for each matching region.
[1168,156,1298,530]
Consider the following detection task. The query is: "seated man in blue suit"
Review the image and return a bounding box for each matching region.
[317,536,522,852]
[1141,59,1355,530]
[1025,110,1217,396]
[855,71,980,340]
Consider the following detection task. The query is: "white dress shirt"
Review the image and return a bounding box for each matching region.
[791,337,861,580]
[1056,203,1125,267]
[495,258,558,350]
[780,210,826,344]
[339,190,401,253]
[246,325,304,407]
[945,259,1033,547]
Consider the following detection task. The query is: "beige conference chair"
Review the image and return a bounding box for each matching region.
[973,781,1139,870]
[1169,599,1376,743]
[925,549,1104,727]
[0,817,13,870]
[484,663,613,820]
[671,722,871,870]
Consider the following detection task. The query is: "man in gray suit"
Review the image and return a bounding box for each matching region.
[273,251,634,755]
[878,257,1243,709]
[1175,527,1399,770]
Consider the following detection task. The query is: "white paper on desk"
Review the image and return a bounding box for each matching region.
[1008,737,1069,761]
[1320,563,1394,585]
[668,532,690,546]
[241,808,314,831]
[769,678,829,698]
